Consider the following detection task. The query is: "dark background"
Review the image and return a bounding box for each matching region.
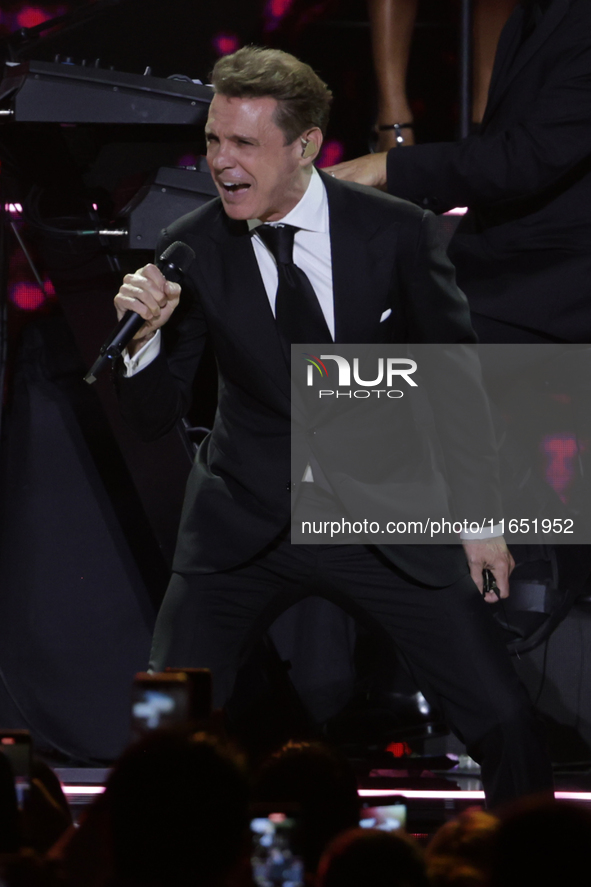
[1,0,590,766]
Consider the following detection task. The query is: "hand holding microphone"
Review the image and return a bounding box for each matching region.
[85,241,195,384]
[462,536,514,604]
[114,265,180,354]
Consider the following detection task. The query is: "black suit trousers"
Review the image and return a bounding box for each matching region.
[150,517,553,809]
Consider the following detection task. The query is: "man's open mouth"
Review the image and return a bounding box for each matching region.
[221,182,251,193]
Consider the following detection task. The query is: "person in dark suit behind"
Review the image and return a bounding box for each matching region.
[327,0,591,630]
[113,46,552,808]
[328,0,591,344]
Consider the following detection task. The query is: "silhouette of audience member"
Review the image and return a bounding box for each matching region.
[24,760,72,855]
[52,731,250,887]
[0,754,72,887]
[48,788,113,887]
[317,827,429,887]
[490,797,591,887]
[426,809,499,887]
[253,741,360,875]
[107,731,250,887]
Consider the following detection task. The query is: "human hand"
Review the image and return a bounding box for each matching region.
[462,536,514,603]
[324,152,389,190]
[114,263,181,355]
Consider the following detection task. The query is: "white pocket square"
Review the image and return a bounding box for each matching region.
[380,308,392,322]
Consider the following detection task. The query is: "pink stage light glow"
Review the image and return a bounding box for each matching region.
[317,140,345,169]
[541,433,582,502]
[176,153,199,168]
[16,6,54,29]
[264,0,295,30]
[212,32,241,57]
[10,282,45,311]
[9,278,55,311]
[1,5,67,38]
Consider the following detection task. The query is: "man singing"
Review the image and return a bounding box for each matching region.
[114,46,552,807]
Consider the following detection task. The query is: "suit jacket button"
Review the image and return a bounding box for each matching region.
[286,482,292,491]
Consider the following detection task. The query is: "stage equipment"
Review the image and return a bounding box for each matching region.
[120,160,218,250]
[492,545,591,655]
[0,58,212,125]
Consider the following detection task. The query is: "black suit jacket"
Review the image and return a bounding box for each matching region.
[117,172,496,585]
[385,0,591,341]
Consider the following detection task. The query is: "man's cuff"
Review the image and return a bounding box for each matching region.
[460,523,504,541]
[122,331,161,377]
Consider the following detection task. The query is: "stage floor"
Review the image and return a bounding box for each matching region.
[56,763,591,838]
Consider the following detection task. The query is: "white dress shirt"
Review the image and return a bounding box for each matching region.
[248,166,334,337]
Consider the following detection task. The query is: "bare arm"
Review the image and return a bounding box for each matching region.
[367,0,418,149]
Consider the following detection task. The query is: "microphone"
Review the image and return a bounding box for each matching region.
[84,240,195,384]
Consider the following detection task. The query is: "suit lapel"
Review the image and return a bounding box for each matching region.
[484,0,570,124]
[321,172,393,344]
[311,173,400,425]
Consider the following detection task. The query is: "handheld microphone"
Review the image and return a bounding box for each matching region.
[84,240,195,384]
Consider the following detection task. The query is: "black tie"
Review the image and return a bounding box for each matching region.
[256,223,332,364]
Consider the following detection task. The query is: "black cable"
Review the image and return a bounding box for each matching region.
[533,636,550,708]
[0,140,23,177]
[0,665,107,765]
[9,221,47,296]
[22,186,111,238]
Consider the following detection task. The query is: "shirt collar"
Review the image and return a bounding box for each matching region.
[248,166,328,234]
